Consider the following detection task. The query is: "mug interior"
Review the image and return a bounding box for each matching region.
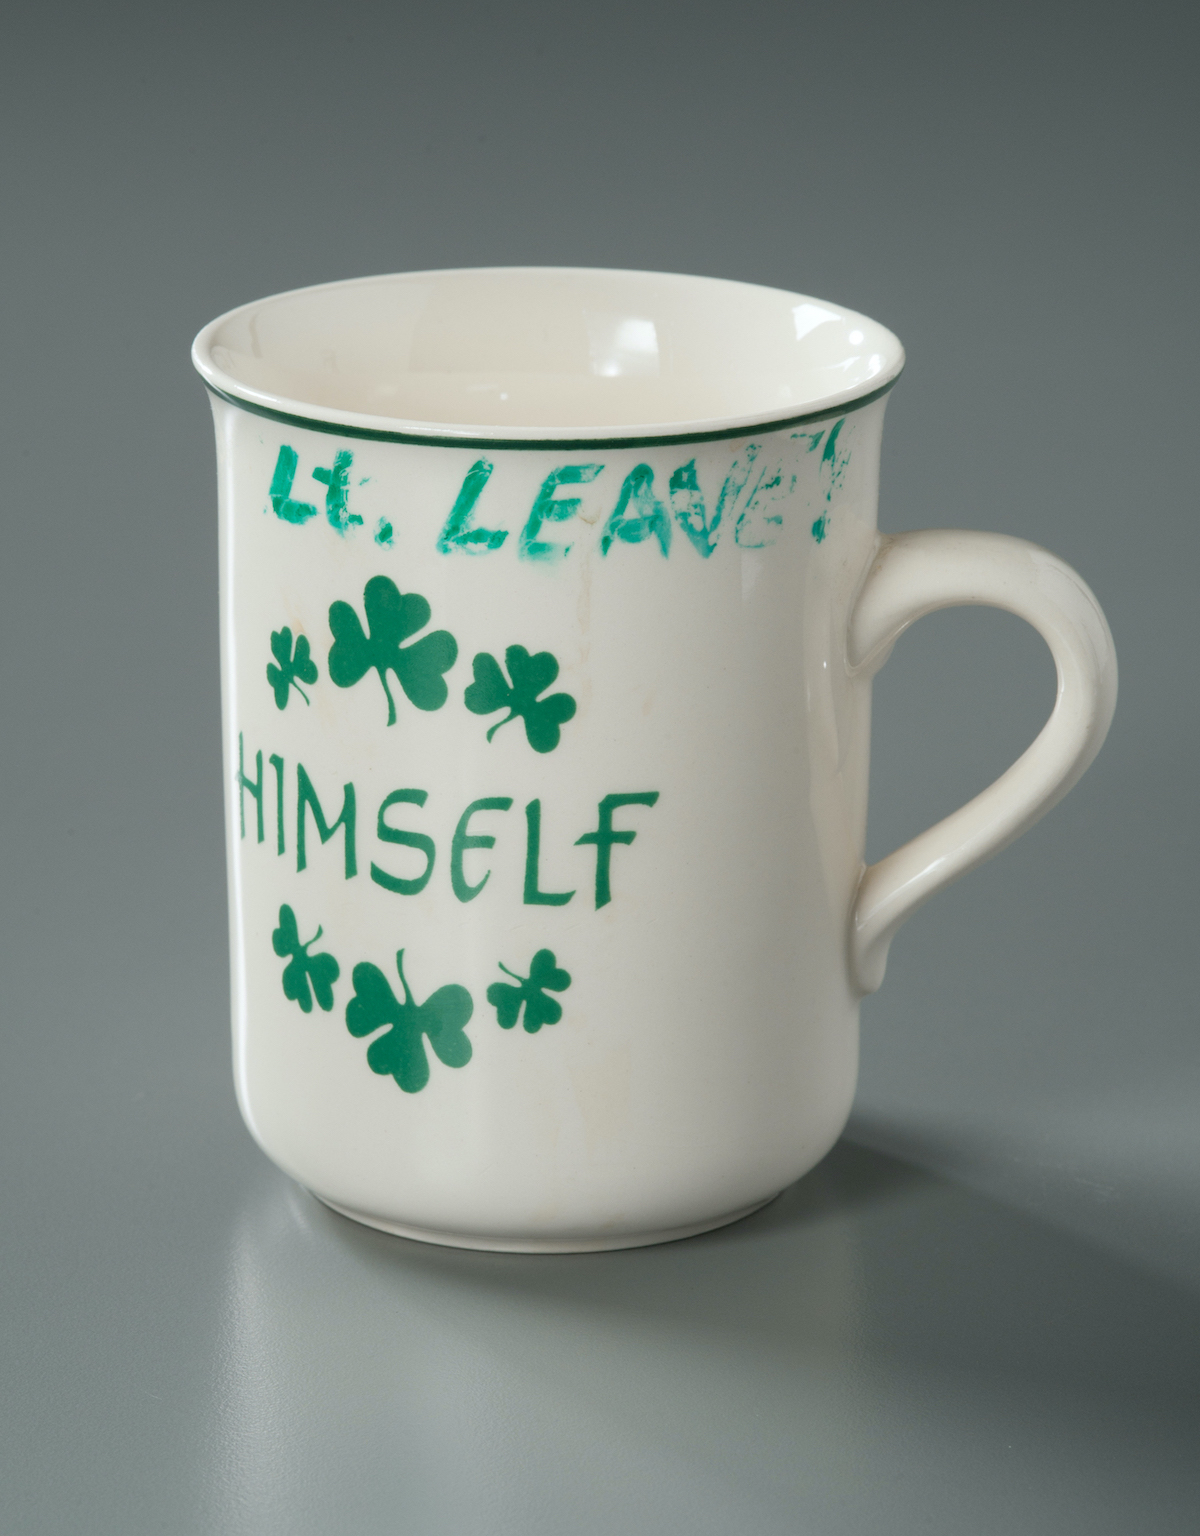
[193,267,904,438]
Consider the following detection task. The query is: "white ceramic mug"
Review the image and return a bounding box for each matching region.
[192,268,1117,1252]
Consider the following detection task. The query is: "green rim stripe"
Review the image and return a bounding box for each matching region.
[201,373,901,451]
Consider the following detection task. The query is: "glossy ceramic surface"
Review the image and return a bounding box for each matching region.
[196,266,903,436]
[193,267,1116,1251]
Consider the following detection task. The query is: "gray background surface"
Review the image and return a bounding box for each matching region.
[2,2,1197,1531]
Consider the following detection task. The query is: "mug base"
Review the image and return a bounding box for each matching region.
[314,1191,779,1253]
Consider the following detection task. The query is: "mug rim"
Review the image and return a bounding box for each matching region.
[191,265,906,451]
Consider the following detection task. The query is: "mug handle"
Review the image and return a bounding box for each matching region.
[847,529,1118,995]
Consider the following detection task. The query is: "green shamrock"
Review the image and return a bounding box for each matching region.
[272,904,340,1014]
[266,627,319,709]
[345,949,473,1093]
[487,949,572,1033]
[464,646,577,753]
[328,575,458,727]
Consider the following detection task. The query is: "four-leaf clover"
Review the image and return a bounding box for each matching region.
[272,904,340,1013]
[487,949,572,1033]
[345,949,474,1093]
[464,645,576,753]
[328,575,458,726]
[267,627,318,709]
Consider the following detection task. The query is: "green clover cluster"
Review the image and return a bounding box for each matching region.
[264,580,581,754]
[270,915,576,1089]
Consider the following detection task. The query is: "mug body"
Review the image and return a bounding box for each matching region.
[195,269,904,1250]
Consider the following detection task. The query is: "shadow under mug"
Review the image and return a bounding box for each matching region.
[192,267,1117,1252]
